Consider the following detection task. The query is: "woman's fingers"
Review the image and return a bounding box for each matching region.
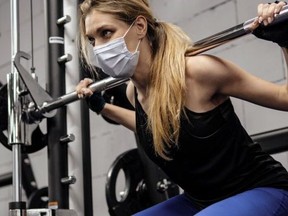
[76,78,94,98]
[258,2,287,26]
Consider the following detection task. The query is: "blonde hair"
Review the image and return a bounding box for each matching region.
[79,0,193,160]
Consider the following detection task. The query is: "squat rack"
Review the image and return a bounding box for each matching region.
[7,0,90,215]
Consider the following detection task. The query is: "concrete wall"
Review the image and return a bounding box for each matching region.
[0,0,287,215]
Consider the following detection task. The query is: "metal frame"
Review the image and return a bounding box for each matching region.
[45,0,69,209]
[8,0,26,214]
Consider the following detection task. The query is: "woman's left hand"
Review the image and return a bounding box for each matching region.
[250,1,287,30]
[251,1,288,48]
[257,1,287,26]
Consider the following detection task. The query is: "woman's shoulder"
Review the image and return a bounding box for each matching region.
[185,54,223,81]
[185,54,239,84]
[186,54,225,71]
[184,54,237,105]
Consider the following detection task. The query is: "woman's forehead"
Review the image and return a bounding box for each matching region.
[85,10,126,32]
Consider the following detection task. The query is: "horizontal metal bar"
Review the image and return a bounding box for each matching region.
[23,77,129,121]
[251,127,288,154]
[0,172,12,187]
[41,77,129,114]
[190,4,288,55]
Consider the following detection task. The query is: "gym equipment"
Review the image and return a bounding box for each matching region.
[0,126,47,154]
[0,84,8,131]
[0,84,47,154]
[8,0,29,213]
[0,172,12,187]
[7,0,77,215]
[26,209,78,216]
[251,127,288,154]
[0,152,49,208]
[21,75,128,124]
[105,148,179,216]
[105,149,149,216]
[10,208,78,216]
[28,187,49,209]
[190,4,288,55]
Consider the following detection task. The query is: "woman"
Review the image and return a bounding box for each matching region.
[76,0,288,215]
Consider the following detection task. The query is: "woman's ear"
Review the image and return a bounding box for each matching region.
[134,15,148,39]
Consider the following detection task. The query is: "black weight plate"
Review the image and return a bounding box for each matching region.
[0,84,47,154]
[105,148,151,216]
[27,187,49,209]
[0,84,8,131]
[0,125,47,154]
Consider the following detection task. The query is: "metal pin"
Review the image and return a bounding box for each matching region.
[61,176,76,185]
[57,54,72,63]
[56,15,71,25]
[59,133,75,143]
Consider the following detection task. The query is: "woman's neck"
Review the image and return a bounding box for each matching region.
[131,38,152,98]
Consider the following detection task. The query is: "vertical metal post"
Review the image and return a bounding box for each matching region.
[9,0,22,202]
[8,0,26,214]
[77,2,94,214]
[80,86,94,216]
[45,0,69,209]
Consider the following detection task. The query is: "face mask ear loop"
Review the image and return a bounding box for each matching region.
[134,39,141,52]
[123,20,136,38]
[123,19,141,53]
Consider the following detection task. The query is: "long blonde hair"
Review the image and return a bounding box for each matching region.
[79,0,193,160]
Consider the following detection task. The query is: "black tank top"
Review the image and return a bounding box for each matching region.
[135,97,288,208]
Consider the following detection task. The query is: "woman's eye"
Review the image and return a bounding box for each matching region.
[87,37,95,45]
[101,30,112,38]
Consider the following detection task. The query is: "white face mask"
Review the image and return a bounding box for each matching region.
[93,22,141,78]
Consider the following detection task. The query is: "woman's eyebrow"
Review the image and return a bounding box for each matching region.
[87,24,114,37]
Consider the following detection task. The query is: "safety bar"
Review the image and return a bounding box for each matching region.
[0,172,12,187]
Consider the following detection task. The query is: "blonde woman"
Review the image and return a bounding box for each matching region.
[76,0,288,215]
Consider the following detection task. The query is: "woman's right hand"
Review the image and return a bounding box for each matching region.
[75,78,94,98]
[76,78,107,114]
[76,79,136,130]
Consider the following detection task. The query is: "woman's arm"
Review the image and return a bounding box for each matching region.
[100,103,136,131]
[76,78,136,131]
[186,54,288,111]
[185,2,288,111]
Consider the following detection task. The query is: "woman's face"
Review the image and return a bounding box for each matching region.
[85,10,138,52]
